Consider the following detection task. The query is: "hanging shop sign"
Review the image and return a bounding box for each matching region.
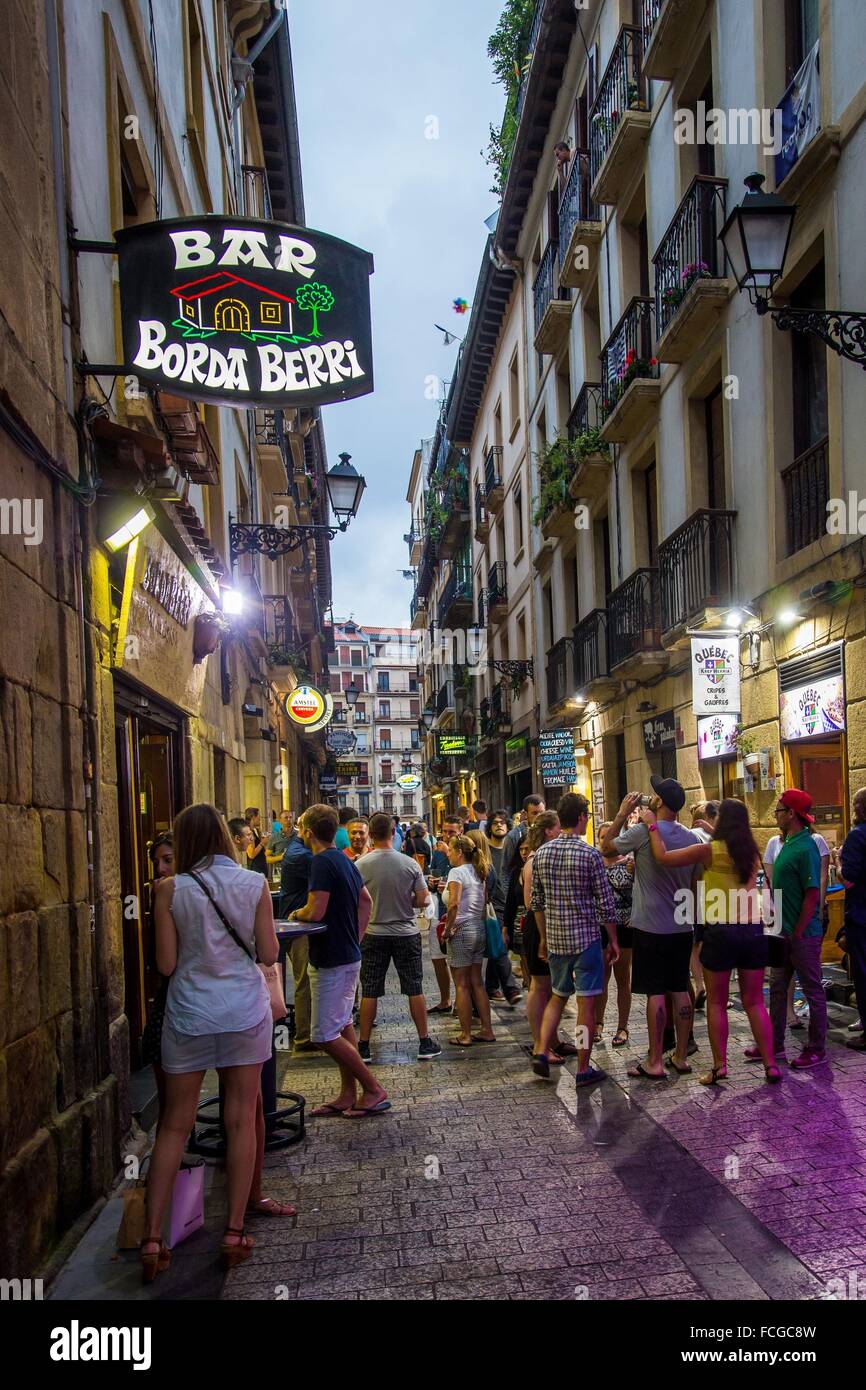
[116,216,374,408]
[780,672,846,741]
[538,729,577,787]
[697,714,739,760]
[505,733,532,776]
[397,773,422,791]
[113,526,210,714]
[642,710,678,756]
[591,770,606,826]
[690,637,740,715]
[335,760,362,778]
[285,684,333,731]
[319,774,338,793]
[325,727,357,755]
[436,732,475,759]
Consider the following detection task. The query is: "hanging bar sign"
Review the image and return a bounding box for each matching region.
[115,216,374,408]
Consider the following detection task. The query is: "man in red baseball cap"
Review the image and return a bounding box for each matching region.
[759,788,827,1068]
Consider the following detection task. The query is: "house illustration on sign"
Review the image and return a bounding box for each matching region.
[170,271,299,341]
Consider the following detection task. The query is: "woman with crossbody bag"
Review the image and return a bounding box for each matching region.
[142,803,279,1282]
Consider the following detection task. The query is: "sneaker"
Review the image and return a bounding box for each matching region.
[291,1041,321,1054]
[790,1048,827,1069]
[505,989,523,1006]
[358,1040,372,1061]
[848,1019,864,1032]
[488,991,505,1001]
[417,1036,442,1060]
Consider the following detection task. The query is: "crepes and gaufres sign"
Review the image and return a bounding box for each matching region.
[116,216,374,408]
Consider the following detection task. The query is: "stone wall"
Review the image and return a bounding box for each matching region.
[0,0,125,1276]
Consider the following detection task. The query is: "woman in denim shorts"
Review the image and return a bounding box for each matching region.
[442,835,496,1047]
[142,803,280,1281]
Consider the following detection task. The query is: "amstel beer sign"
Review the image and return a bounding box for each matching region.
[284,684,333,733]
[116,216,374,408]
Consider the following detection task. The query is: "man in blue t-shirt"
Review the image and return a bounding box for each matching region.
[277,819,316,1054]
[292,804,390,1117]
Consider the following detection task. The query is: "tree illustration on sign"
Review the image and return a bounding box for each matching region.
[295,281,335,338]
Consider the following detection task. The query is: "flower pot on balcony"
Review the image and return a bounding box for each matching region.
[541,499,576,541]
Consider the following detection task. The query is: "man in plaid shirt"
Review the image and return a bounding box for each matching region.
[530,793,619,1086]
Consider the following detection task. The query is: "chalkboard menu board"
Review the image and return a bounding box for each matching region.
[539,729,577,787]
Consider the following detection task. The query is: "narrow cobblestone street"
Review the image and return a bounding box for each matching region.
[220,959,866,1302]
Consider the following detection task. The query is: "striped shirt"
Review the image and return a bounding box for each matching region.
[529,834,616,955]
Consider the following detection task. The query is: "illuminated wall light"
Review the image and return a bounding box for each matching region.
[776,608,802,627]
[105,505,153,552]
[223,589,245,615]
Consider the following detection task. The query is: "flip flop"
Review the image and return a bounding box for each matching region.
[470,1035,497,1044]
[664,1053,693,1075]
[627,1062,667,1081]
[698,1066,728,1086]
[448,1037,473,1047]
[246,1198,297,1218]
[427,1004,452,1014]
[309,1102,352,1117]
[342,1100,391,1119]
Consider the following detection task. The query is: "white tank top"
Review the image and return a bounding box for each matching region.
[165,855,270,1035]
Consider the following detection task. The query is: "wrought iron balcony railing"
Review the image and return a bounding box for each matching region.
[601,296,658,417]
[546,638,571,708]
[264,595,297,653]
[514,0,544,121]
[484,445,504,497]
[573,609,610,689]
[782,437,830,556]
[607,567,661,669]
[558,148,600,260]
[533,241,570,338]
[640,0,663,44]
[589,26,647,188]
[653,176,728,338]
[437,564,473,627]
[480,682,511,740]
[436,680,455,717]
[658,509,737,632]
[477,560,508,629]
[474,481,489,533]
[567,383,605,443]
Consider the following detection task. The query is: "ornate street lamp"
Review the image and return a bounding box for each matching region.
[345,680,361,708]
[720,174,866,368]
[421,705,435,731]
[229,452,367,562]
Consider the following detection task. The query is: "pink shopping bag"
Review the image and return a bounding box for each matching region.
[164,1161,205,1249]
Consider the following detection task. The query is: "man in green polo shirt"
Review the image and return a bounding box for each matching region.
[764,789,827,1068]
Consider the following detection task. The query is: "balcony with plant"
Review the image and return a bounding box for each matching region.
[589,25,650,205]
[600,296,660,443]
[653,176,729,361]
[532,434,581,538]
[566,383,611,504]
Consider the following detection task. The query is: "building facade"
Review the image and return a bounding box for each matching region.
[327,623,422,820]
[415,0,866,850]
[0,0,336,1275]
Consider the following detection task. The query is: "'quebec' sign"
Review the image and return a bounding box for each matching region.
[116,216,374,408]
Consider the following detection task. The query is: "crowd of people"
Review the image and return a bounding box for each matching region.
[136,777,866,1282]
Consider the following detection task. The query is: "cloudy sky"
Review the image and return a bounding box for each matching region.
[290,0,506,627]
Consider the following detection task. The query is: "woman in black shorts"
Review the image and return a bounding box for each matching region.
[596,823,634,1048]
[638,799,779,1086]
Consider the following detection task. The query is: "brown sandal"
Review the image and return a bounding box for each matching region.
[140,1237,171,1284]
[220,1227,254,1270]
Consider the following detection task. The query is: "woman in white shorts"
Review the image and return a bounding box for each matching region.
[142,803,279,1282]
[443,835,496,1047]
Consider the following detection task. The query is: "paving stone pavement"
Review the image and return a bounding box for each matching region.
[222,951,866,1302]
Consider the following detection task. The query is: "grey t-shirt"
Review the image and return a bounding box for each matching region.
[358,848,425,937]
[613,820,697,935]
